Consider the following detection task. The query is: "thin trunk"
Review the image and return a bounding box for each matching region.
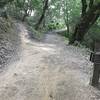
[66,1,70,34]
[22,14,28,22]
[66,12,70,34]
[43,16,46,27]
[22,0,29,22]
[63,0,70,35]
[35,0,49,30]
[64,16,70,34]
[22,10,28,22]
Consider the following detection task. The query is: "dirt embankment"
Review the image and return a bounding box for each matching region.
[0,18,20,71]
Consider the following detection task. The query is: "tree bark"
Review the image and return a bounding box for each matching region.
[69,2,100,44]
[81,0,87,17]
[35,0,49,30]
[22,13,28,22]
[91,64,100,86]
[22,9,29,22]
[65,0,70,34]
[89,0,94,8]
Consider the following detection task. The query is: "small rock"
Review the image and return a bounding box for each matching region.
[13,73,18,76]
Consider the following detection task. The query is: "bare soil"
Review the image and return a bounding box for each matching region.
[0,23,100,100]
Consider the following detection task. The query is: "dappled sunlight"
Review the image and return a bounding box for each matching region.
[33,43,57,53]
[18,24,57,54]
[39,46,56,52]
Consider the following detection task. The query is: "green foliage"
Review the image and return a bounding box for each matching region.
[0,0,14,8]
[27,25,44,40]
[0,17,12,33]
[82,20,100,49]
[47,21,65,30]
[26,17,36,26]
[0,0,99,49]
[47,22,57,30]
[6,0,43,21]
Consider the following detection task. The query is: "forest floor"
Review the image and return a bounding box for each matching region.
[0,23,100,100]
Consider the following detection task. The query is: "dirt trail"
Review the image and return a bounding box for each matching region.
[0,23,100,100]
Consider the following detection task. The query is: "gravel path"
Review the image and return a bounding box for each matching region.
[0,23,100,100]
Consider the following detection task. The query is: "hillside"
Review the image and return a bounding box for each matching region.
[0,18,20,71]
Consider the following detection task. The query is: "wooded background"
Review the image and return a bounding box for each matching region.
[0,0,100,48]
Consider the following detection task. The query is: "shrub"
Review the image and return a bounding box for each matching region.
[26,24,44,40]
[47,21,65,30]
[82,24,100,49]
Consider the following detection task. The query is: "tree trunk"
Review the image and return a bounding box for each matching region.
[91,64,100,86]
[64,16,70,35]
[89,0,94,8]
[22,9,29,22]
[81,0,87,17]
[66,1,70,34]
[22,14,28,22]
[63,0,70,36]
[35,0,49,30]
[69,2,100,44]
